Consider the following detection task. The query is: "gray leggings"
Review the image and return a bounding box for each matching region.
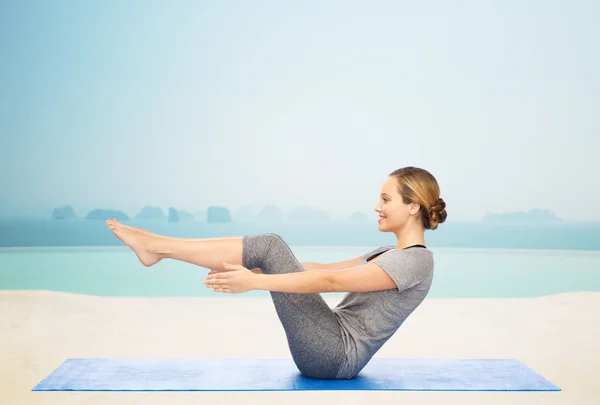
[242,233,346,379]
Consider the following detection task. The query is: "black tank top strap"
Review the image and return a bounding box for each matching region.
[402,244,427,250]
[366,244,426,262]
[365,246,394,262]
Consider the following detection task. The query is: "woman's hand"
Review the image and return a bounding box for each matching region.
[207,267,261,276]
[203,262,259,294]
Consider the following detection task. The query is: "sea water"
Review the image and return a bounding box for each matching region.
[1,245,599,298]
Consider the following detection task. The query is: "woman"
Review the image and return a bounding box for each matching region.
[105,166,447,380]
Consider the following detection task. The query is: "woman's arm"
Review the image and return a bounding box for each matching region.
[253,269,334,293]
[205,261,398,294]
[216,263,328,275]
[254,262,400,294]
[301,255,363,271]
[300,262,325,271]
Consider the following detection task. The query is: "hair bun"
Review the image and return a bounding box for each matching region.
[428,197,447,229]
[429,197,446,214]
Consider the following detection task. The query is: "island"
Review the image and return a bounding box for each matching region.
[85,209,130,220]
[52,205,77,220]
[257,205,284,223]
[234,205,261,222]
[350,211,368,222]
[207,206,232,223]
[168,207,194,222]
[135,207,165,220]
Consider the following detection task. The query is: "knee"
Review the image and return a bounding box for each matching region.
[243,233,285,268]
[263,232,283,242]
[243,233,279,269]
[261,233,287,250]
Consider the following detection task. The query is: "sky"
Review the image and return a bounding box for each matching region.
[1,0,599,220]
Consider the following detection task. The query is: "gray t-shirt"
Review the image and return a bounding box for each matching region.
[332,245,434,379]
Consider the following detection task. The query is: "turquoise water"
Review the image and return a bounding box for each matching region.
[1,246,599,298]
[2,219,600,250]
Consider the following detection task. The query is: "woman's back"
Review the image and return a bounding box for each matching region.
[333,245,434,379]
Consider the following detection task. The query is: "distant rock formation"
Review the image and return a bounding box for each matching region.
[350,211,368,223]
[168,208,179,222]
[207,206,232,223]
[135,206,165,220]
[234,205,261,222]
[52,205,77,220]
[257,205,284,223]
[286,206,331,223]
[168,207,194,222]
[482,209,562,222]
[86,209,130,220]
[178,210,194,221]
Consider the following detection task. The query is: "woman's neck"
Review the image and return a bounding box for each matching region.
[393,226,426,249]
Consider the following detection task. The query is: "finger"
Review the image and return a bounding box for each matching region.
[208,270,230,276]
[204,279,227,286]
[205,280,224,286]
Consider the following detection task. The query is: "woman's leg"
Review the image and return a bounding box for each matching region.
[106,220,347,378]
[109,220,240,242]
[243,233,346,379]
[105,219,243,271]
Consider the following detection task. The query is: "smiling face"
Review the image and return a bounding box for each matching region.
[374,176,421,231]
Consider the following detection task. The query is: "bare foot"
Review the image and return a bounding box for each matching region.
[108,219,157,237]
[109,219,196,242]
[106,219,161,267]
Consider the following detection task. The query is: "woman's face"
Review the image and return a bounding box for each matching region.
[374,177,416,230]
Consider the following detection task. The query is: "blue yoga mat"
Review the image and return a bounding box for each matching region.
[32,358,560,391]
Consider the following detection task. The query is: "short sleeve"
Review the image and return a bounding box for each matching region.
[371,250,433,292]
[362,246,394,261]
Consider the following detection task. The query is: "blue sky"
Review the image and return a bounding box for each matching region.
[1,0,598,220]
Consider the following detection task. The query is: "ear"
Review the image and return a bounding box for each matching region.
[409,203,420,215]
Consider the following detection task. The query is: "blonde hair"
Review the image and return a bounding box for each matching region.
[389,166,447,230]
